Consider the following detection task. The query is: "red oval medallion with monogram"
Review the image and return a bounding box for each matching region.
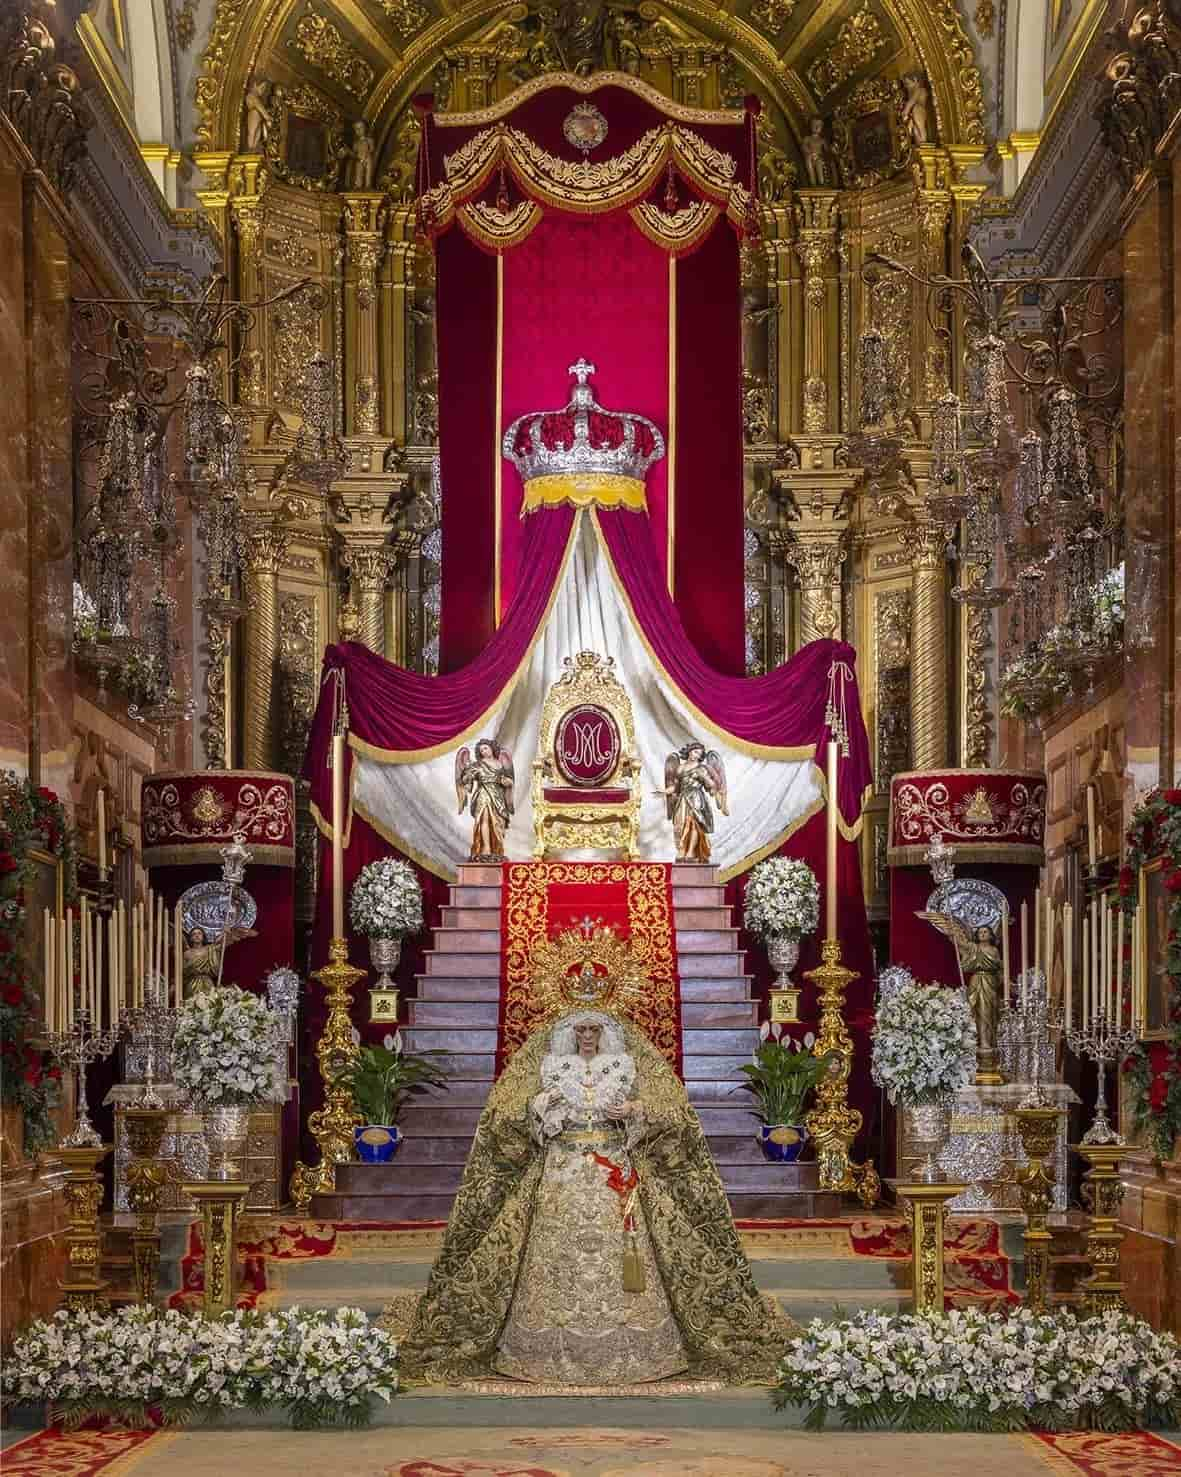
[554,703,620,786]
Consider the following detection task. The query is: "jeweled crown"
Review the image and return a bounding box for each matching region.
[501,359,666,487]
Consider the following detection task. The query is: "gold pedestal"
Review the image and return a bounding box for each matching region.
[893,1179,968,1315]
[289,937,364,1212]
[181,1181,251,1317]
[803,939,880,1207]
[124,1107,170,1305]
[55,1145,112,1311]
[1074,1141,1126,1313]
[1014,1106,1062,1313]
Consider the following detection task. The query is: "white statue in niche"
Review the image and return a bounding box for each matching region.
[900,73,932,147]
[243,79,273,152]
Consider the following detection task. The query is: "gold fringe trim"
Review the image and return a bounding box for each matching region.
[141,842,294,869]
[522,472,647,514]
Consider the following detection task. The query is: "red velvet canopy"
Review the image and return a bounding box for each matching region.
[420,76,755,675]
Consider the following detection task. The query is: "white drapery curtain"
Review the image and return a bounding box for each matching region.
[353,513,821,879]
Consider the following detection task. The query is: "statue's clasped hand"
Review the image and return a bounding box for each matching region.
[604,1100,639,1121]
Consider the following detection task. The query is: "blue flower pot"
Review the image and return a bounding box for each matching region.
[354,1125,402,1163]
[758,1124,807,1163]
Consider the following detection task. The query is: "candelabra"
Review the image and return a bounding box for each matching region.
[997,968,1063,1098]
[45,1008,122,1149]
[1067,1009,1138,1145]
[121,977,178,1110]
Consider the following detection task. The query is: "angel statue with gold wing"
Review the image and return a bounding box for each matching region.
[664,740,727,863]
[917,909,1002,1083]
[455,738,515,862]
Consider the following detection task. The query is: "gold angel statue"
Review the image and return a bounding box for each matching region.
[455,738,515,862]
[917,911,1003,1083]
[664,741,727,863]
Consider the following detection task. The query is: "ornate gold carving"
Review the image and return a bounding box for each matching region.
[960,559,992,769]
[893,1181,966,1314]
[831,79,908,187]
[182,1182,251,1316]
[175,0,198,50]
[785,534,845,642]
[341,544,398,652]
[269,233,316,268]
[903,519,950,771]
[742,371,772,443]
[290,937,365,1212]
[806,5,887,101]
[528,919,650,1021]
[929,0,985,144]
[1075,1142,1126,1313]
[875,589,911,793]
[201,594,234,769]
[375,0,430,40]
[803,940,879,1205]
[749,0,797,37]
[0,8,92,194]
[124,1108,169,1306]
[290,11,375,100]
[973,0,995,36]
[270,284,325,409]
[195,0,248,151]
[435,69,743,129]
[279,592,318,775]
[1015,1107,1061,1313]
[349,234,382,311]
[802,374,828,431]
[56,1146,111,1311]
[755,109,797,202]
[264,83,349,192]
[870,271,912,414]
[243,524,289,770]
[532,651,641,860]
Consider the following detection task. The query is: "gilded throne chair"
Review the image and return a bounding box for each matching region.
[532,651,641,859]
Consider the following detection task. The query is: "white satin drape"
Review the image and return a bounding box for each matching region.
[353,512,821,879]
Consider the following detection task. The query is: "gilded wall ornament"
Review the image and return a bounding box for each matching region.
[806,5,887,101]
[269,285,326,409]
[875,589,911,793]
[289,11,376,101]
[0,8,92,193]
[831,78,909,187]
[803,374,828,432]
[375,0,431,40]
[748,0,797,36]
[263,83,349,192]
[563,101,609,154]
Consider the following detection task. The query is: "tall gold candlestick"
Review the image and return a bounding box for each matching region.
[825,740,838,944]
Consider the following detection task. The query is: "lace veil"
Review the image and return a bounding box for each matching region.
[398,1007,787,1385]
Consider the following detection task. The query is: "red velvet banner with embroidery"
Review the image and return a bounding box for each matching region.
[140,770,295,868]
[498,861,680,1074]
[887,768,1047,866]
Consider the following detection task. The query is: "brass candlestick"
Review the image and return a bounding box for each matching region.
[1075,1141,1126,1313]
[1014,1105,1062,1313]
[892,1179,968,1315]
[803,939,880,1206]
[56,1145,112,1311]
[289,937,364,1212]
[181,1180,250,1317]
[124,1107,170,1304]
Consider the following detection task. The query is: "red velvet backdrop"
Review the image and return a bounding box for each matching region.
[500,212,670,614]
[430,80,749,674]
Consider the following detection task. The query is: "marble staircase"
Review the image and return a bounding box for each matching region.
[311,863,842,1222]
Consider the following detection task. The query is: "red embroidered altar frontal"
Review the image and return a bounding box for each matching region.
[498,861,680,1073]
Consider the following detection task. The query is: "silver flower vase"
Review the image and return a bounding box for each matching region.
[201,1105,251,1181]
[370,935,402,990]
[907,1098,951,1184]
[766,933,800,991]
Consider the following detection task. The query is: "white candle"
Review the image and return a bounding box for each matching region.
[174,902,183,1007]
[1020,901,1028,989]
[1086,787,1098,868]
[1001,904,1011,995]
[1103,900,1111,1020]
[1034,887,1041,980]
[1081,925,1089,1029]
[65,909,74,1036]
[1064,902,1073,1029]
[146,891,153,1006]
[97,787,107,877]
[1091,899,1100,1026]
[44,910,53,1033]
[94,925,102,1030]
[333,734,346,941]
[1115,909,1124,1026]
[1047,895,1054,995]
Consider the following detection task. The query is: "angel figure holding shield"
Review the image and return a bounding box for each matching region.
[664,741,727,863]
[455,738,515,862]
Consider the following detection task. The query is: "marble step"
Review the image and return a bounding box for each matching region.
[415,974,756,1002]
[454,863,719,886]
[386,1136,788,1176]
[403,1078,756,1111]
[331,1157,806,1194]
[408,998,760,1029]
[728,1190,845,1218]
[421,944,747,980]
[449,883,727,910]
[429,927,740,955]
[440,904,733,930]
[397,1102,762,1136]
[310,1191,459,1220]
[392,1051,754,1080]
[401,1025,759,1056]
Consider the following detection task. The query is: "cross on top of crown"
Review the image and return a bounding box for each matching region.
[568,358,596,385]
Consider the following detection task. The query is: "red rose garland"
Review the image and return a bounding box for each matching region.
[1119,787,1181,1158]
[0,773,75,1153]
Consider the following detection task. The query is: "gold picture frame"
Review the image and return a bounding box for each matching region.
[1138,856,1171,1040]
[23,848,65,1031]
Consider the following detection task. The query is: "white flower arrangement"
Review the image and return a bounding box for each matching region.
[743,857,821,940]
[871,980,975,1106]
[349,857,424,939]
[2,1305,398,1429]
[171,985,285,1108]
[776,1308,1181,1432]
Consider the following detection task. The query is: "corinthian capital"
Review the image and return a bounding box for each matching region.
[901,517,950,571]
[340,543,398,592]
[782,535,847,590]
[242,523,290,575]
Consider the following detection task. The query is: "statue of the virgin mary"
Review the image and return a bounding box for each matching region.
[399,1008,787,1386]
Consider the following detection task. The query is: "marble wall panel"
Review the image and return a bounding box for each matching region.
[1123,181,1174,800]
[0,140,30,776]
[0,1162,70,1348]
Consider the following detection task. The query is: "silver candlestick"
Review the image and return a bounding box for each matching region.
[44,1008,122,1147]
[1066,1009,1138,1145]
[999,968,1063,1098]
[120,972,178,1109]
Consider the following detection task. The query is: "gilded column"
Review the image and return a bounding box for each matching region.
[242,523,290,770]
[904,517,951,770]
[793,192,839,433]
[382,209,415,446]
[343,193,387,436]
[916,194,951,408]
[341,545,398,654]
[231,196,267,407]
[783,537,847,644]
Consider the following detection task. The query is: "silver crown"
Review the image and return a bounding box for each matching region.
[501,359,666,485]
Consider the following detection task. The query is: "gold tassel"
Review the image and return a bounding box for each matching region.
[622,1231,645,1293]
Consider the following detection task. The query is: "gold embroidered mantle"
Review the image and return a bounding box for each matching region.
[397,1010,788,1385]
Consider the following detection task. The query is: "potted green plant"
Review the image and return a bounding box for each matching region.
[349,1030,449,1163]
[737,1023,833,1162]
